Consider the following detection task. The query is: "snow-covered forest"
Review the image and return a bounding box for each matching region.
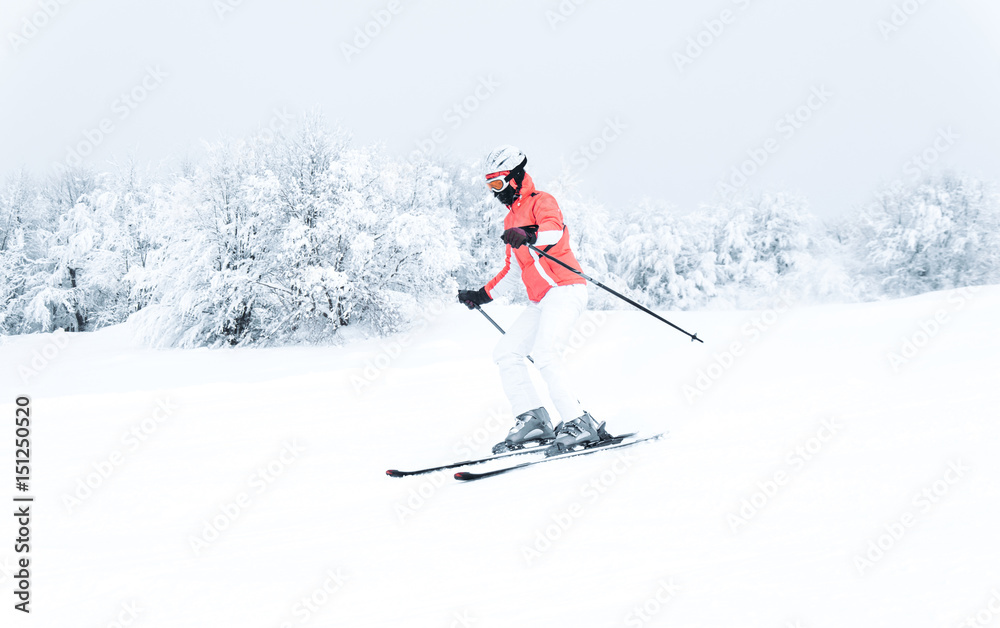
[1,116,998,347]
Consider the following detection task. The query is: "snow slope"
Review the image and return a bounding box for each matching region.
[1,285,999,627]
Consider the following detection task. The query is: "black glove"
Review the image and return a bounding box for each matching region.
[501,225,538,249]
[458,287,492,310]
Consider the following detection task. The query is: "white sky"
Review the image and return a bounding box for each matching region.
[1,0,999,219]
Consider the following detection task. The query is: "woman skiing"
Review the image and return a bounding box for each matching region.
[458,145,609,456]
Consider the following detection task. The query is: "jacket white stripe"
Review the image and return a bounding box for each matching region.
[529,247,558,288]
[535,229,562,247]
[486,245,523,298]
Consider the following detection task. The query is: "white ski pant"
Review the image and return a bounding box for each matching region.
[493,284,588,422]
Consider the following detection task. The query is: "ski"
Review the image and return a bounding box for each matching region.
[386,446,545,478]
[453,433,666,482]
[386,432,639,478]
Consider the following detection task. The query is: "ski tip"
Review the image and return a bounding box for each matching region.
[454,472,472,481]
[386,470,402,477]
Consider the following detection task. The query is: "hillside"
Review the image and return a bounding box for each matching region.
[1,285,999,627]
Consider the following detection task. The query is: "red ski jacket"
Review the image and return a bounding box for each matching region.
[484,173,587,303]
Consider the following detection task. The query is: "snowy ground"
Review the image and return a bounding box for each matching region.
[2,285,999,627]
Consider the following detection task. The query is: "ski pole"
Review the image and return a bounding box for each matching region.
[474,304,534,363]
[527,244,704,343]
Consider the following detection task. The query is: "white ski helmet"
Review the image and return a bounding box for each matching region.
[484,144,527,177]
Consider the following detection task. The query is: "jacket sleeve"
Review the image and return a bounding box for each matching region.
[484,244,522,299]
[532,193,565,247]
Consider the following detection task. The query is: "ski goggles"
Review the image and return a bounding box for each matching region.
[485,171,511,192]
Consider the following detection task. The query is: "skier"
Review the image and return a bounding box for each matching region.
[458,145,609,456]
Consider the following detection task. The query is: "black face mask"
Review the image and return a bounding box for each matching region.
[493,167,525,206]
[494,184,519,206]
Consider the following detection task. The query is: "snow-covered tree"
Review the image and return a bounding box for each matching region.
[6,168,115,333]
[131,136,277,346]
[848,174,1000,297]
[611,200,717,310]
[709,192,814,307]
[130,117,460,347]
[2,116,997,344]
[0,171,42,333]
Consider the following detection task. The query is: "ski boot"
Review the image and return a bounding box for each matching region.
[545,412,610,457]
[492,408,556,454]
